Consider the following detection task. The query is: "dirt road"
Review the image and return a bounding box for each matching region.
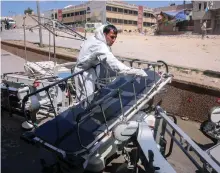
[1,29,220,71]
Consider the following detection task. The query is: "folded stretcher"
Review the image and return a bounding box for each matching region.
[22,67,172,172]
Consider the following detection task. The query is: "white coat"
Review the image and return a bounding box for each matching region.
[74,25,147,106]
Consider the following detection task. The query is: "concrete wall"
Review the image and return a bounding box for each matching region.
[1,41,77,63]
[192,11,212,20]
[12,15,38,28]
[211,1,220,10]
[154,80,220,122]
[193,20,201,33]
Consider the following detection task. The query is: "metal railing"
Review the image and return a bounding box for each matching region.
[154,106,220,173]
[21,63,100,126]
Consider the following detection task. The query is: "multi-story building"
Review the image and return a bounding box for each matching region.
[192,1,220,34]
[44,1,156,32]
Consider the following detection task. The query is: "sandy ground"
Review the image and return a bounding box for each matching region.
[1,28,220,71]
[113,33,220,71]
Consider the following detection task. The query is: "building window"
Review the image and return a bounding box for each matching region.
[145,22,150,26]
[112,18,117,23]
[144,13,151,17]
[129,10,133,14]
[80,11,84,15]
[204,2,207,10]
[118,8,123,13]
[55,13,57,19]
[124,20,128,24]
[112,7,117,12]
[124,9,128,14]
[106,6,111,11]
[133,11,138,15]
[62,14,66,18]
[118,19,123,23]
[133,21,137,25]
[67,13,70,17]
[129,20,133,24]
[75,12,79,16]
[107,18,112,22]
[199,3,201,10]
[71,13,74,16]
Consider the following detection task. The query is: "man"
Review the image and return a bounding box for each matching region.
[201,20,207,39]
[74,24,147,105]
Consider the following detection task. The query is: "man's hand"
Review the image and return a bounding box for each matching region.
[130,68,148,77]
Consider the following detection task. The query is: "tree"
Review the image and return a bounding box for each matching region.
[24,7,33,15]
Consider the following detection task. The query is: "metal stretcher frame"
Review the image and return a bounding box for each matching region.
[21,67,172,170]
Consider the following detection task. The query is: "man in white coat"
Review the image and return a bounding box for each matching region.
[74,24,147,106]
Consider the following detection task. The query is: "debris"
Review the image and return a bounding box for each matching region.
[181,69,191,74]
[211,79,218,83]
[181,116,189,121]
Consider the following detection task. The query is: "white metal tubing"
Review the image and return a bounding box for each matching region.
[55,62,77,68]
[23,16,28,63]
[38,110,55,117]
[18,86,29,93]
[49,31,51,61]
[52,21,56,64]
[39,98,50,105]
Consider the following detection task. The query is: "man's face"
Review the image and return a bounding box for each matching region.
[104,30,117,46]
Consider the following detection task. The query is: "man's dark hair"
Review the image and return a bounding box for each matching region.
[103,25,118,35]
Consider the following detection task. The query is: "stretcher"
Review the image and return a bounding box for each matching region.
[21,64,173,172]
[20,61,220,173]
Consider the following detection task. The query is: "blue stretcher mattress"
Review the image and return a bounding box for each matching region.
[34,70,161,154]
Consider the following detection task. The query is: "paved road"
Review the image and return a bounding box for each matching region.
[1,29,220,71]
[1,49,25,74]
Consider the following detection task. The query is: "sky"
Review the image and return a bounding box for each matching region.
[1,1,191,17]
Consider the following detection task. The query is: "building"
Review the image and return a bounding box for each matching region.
[44,1,156,32]
[154,3,193,13]
[192,1,220,34]
[153,3,194,34]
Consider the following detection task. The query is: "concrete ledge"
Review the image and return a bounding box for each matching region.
[1,40,77,62]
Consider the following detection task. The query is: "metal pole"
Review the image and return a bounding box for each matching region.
[23,16,28,63]
[85,2,87,38]
[53,21,56,64]
[49,31,51,61]
[36,0,43,47]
